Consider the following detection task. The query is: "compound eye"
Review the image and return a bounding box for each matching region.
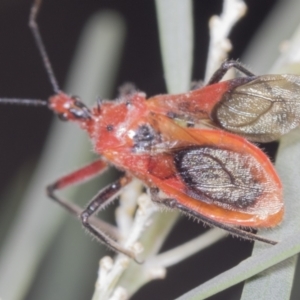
[69,107,87,119]
[69,96,91,119]
[58,113,68,121]
[71,95,82,103]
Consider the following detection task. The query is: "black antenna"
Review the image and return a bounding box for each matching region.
[0,98,47,107]
[29,0,60,94]
[0,0,55,107]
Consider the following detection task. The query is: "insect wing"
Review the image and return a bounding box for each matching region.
[146,80,231,124]
[147,74,300,142]
[212,74,300,142]
[146,115,283,228]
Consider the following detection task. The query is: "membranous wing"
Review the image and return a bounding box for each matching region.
[174,146,264,209]
[212,74,300,142]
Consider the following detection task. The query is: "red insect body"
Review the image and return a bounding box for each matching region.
[49,91,283,229]
[1,1,294,259]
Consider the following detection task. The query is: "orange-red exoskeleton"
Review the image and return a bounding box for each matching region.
[3,0,300,261]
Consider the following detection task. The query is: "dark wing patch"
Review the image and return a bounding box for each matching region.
[174,146,264,209]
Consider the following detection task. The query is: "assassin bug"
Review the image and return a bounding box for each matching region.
[0,0,285,261]
[149,60,300,142]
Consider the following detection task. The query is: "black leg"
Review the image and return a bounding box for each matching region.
[207,60,256,85]
[79,175,140,261]
[46,160,140,260]
[150,188,277,246]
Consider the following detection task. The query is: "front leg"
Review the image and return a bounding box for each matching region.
[47,159,138,261]
[47,159,108,217]
[80,174,138,260]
